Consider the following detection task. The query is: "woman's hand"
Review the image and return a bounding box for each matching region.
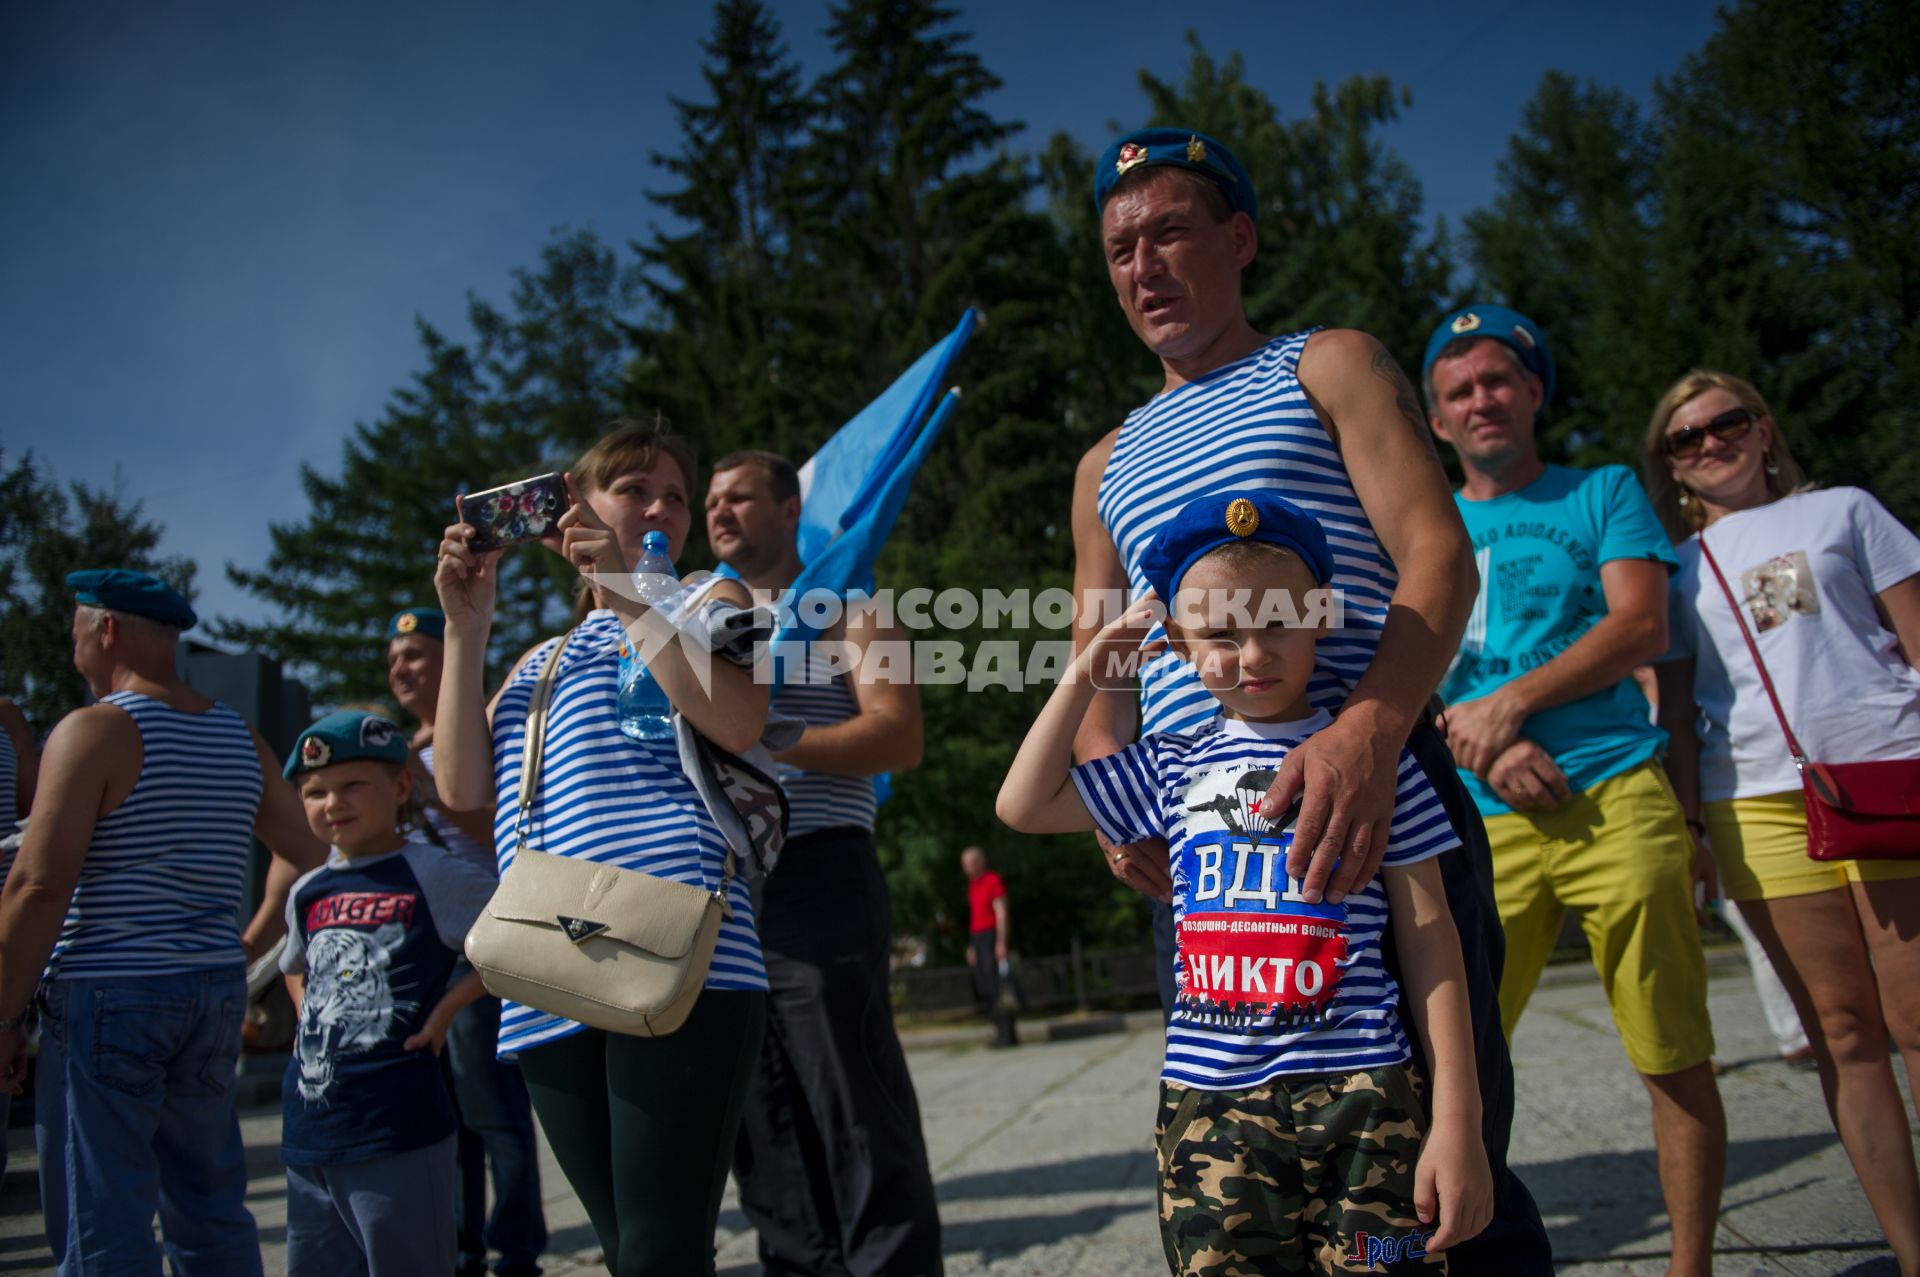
[548,485,628,613]
[435,519,503,631]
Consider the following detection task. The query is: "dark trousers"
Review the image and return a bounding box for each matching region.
[733,827,944,1277]
[445,995,548,1276]
[516,991,764,1277]
[1401,719,1554,1275]
[969,931,1019,1046]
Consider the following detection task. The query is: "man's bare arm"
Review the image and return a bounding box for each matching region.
[1439,558,1669,776]
[772,614,923,776]
[242,729,328,961]
[0,707,127,1020]
[1068,430,1172,902]
[1281,329,1478,902]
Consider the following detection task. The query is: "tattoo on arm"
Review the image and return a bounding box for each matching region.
[1370,348,1442,461]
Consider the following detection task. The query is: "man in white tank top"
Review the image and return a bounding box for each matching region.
[708,453,944,1277]
[0,570,326,1275]
[1069,130,1552,1273]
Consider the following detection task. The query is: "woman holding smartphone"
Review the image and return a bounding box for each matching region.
[432,420,769,1277]
[1644,370,1920,1270]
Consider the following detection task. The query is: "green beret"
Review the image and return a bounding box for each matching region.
[67,569,197,631]
[285,710,409,779]
[387,608,446,641]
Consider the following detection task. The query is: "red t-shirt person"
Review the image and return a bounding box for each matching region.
[968,870,1007,936]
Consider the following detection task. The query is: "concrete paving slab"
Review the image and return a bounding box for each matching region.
[1,960,1909,1274]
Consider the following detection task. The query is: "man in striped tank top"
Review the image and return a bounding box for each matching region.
[1070,130,1551,1272]
[708,453,944,1277]
[0,570,326,1275]
[0,694,36,1182]
[387,607,547,1277]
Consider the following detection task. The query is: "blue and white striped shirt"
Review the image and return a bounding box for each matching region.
[418,743,498,877]
[775,648,876,837]
[0,721,18,887]
[49,693,262,979]
[1098,329,1397,736]
[488,611,766,1056]
[1074,711,1457,1090]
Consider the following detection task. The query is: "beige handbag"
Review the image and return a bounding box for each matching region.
[464,631,734,1037]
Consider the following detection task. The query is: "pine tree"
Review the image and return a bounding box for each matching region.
[219,230,638,707]
[0,451,197,730]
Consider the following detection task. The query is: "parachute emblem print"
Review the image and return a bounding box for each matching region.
[1176,768,1348,1022]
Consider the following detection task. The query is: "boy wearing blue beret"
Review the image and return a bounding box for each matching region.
[1000,492,1491,1274]
[277,710,499,1275]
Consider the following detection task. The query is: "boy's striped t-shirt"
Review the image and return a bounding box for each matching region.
[1072,710,1458,1090]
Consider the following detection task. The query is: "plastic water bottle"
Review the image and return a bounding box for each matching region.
[616,531,678,742]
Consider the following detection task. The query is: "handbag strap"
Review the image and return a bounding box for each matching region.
[512,622,736,900]
[1698,536,1806,771]
[512,630,573,851]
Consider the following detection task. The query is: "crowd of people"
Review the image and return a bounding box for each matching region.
[0,123,1914,1277]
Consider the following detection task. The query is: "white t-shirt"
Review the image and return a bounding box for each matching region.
[1666,487,1920,801]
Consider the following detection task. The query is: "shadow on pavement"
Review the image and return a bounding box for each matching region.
[1520,1131,1842,1258]
[935,1150,1153,1204]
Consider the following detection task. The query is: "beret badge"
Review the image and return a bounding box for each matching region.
[360,718,396,749]
[1115,141,1150,176]
[1450,311,1482,335]
[301,736,332,769]
[395,612,418,634]
[1224,498,1260,538]
[1186,135,1207,164]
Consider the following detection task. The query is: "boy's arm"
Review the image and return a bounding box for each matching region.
[404,969,486,1056]
[1383,856,1493,1252]
[284,972,305,1014]
[995,599,1160,834]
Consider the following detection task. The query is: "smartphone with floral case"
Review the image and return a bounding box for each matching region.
[457,472,570,552]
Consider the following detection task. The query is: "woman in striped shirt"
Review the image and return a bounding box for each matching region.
[432,422,769,1277]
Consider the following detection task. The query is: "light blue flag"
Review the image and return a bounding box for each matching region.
[767,310,978,806]
[788,309,978,594]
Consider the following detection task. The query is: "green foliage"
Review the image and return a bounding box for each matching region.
[1463,0,1920,523]
[217,231,641,708]
[0,452,196,732]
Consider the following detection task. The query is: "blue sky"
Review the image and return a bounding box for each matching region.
[2,1,1720,630]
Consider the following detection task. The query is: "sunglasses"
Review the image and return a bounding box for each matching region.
[1664,406,1754,458]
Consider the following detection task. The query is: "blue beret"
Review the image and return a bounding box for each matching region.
[285,710,409,779]
[1139,491,1335,604]
[1422,305,1555,405]
[387,608,446,641]
[67,569,197,631]
[1093,128,1257,223]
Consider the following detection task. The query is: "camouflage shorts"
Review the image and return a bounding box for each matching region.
[1155,1063,1443,1275]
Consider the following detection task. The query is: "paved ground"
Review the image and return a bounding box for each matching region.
[1,957,1909,1274]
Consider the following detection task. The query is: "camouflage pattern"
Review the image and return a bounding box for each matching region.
[1155,1064,1443,1274]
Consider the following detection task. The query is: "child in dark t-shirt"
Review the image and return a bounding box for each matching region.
[278,711,497,1276]
[999,492,1492,1274]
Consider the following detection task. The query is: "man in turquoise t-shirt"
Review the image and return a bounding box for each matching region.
[1422,306,1728,1277]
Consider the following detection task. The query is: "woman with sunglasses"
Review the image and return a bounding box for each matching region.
[1643,369,1920,1270]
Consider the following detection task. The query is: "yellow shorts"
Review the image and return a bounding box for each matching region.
[1483,759,1714,1075]
[1703,790,1920,902]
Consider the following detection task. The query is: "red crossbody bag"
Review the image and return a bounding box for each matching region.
[1698,537,1920,860]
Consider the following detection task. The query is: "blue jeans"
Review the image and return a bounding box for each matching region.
[445,995,546,1275]
[36,968,262,1277]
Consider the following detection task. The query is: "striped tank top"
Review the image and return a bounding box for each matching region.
[489,611,766,1056]
[775,647,877,837]
[0,722,17,886]
[1098,329,1397,735]
[50,693,263,979]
